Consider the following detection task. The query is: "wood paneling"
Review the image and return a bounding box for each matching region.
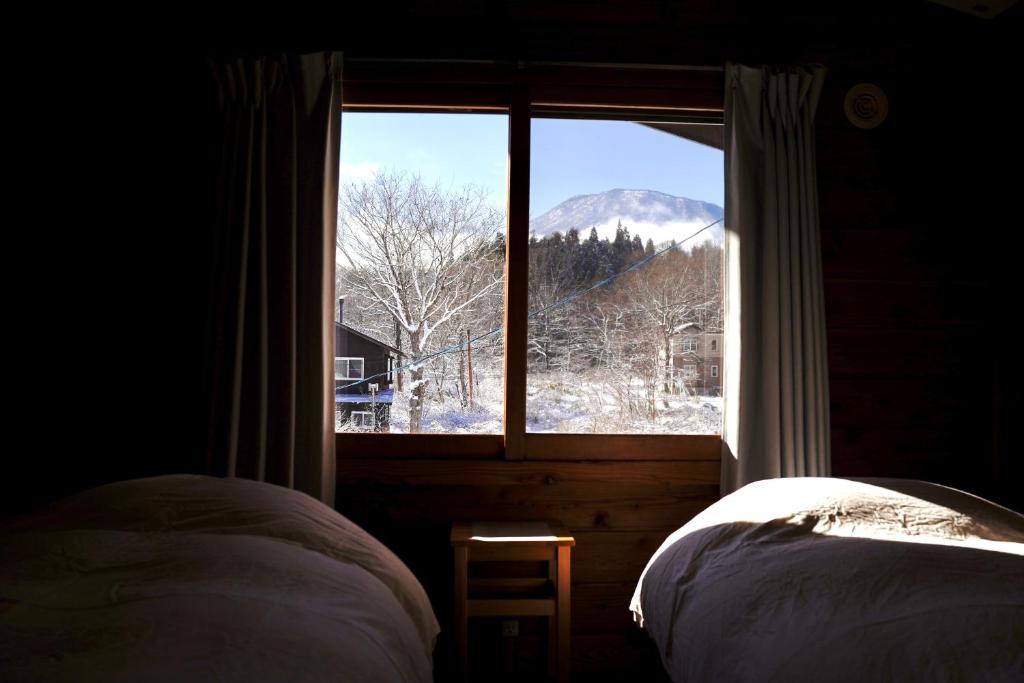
[572,633,670,682]
[339,484,716,532]
[571,582,640,636]
[336,433,504,459]
[339,459,719,487]
[569,532,668,584]
[336,457,716,680]
[525,433,721,461]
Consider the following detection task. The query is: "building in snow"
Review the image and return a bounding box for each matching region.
[335,297,401,431]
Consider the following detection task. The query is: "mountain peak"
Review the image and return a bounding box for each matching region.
[530,189,724,247]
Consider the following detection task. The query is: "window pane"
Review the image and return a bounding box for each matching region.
[336,113,507,434]
[527,118,724,434]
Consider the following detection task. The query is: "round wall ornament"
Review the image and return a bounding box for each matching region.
[844,83,889,129]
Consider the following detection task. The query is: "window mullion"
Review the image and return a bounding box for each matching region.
[503,83,531,460]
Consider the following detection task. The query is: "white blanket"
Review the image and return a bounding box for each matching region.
[631,477,1024,683]
[0,475,439,682]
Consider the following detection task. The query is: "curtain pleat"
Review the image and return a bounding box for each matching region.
[204,52,340,505]
[721,63,830,496]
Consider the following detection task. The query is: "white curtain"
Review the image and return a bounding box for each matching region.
[204,52,341,505]
[721,63,830,496]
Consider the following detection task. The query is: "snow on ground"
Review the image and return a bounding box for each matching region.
[526,371,721,434]
[348,368,721,435]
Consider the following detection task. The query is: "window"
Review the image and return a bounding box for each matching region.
[337,61,724,459]
[710,339,718,352]
[526,118,722,434]
[337,112,506,435]
[335,357,364,380]
[350,411,374,429]
[683,364,698,379]
[711,365,719,378]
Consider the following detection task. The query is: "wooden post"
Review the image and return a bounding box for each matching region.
[557,544,571,683]
[548,546,558,681]
[454,544,469,682]
[504,82,530,460]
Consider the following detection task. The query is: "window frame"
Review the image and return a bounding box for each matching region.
[350,411,374,429]
[337,60,723,461]
[335,356,365,380]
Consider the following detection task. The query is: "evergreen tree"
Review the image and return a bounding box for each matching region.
[631,234,644,257]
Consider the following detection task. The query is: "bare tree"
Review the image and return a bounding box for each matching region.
[337,171,504,432]
[621,248,707,395]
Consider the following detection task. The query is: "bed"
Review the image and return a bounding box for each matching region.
[630,477,1024,683]
[0,474,439,682]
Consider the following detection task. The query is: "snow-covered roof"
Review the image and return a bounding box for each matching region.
[336,388,394,404]
[670,322,724,335]
[671,322,702,334]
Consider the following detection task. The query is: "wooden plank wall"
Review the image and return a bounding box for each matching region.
[336,457,718,681]
[818,45,1019,505]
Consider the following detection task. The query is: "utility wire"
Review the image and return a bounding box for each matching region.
[336,218,722,392]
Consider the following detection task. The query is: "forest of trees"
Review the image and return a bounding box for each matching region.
[337,171,722,433]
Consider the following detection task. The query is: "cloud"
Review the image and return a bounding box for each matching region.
[339,160,380,184]
[586,218,723,248]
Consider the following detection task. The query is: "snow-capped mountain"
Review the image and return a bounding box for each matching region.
[530,189,724,247]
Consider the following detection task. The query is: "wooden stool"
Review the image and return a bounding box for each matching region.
[451,521,574,682]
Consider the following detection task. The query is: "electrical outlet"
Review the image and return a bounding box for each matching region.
[501,620,519,637]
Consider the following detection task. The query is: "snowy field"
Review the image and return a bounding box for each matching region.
[527,372,721,434]
[339,368,721,435]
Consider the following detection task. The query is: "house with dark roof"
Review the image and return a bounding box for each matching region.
[335,298,401,431]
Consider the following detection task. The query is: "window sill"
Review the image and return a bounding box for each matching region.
[335,432,720,461]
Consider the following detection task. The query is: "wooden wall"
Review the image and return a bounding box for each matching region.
[816,29,1022,508]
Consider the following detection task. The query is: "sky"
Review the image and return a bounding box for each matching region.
[338,112,724,218]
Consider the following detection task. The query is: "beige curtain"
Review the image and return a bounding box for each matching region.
[205,52,340,505]
[721,64,830,496]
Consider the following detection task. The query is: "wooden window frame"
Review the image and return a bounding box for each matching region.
[337,60,723,461]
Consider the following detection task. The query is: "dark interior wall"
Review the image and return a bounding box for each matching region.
[812,19,1022,510]
[8,44,217,515]
[10,1,1020,678]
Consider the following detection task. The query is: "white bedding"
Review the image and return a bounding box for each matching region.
[630,477,1024,683]
[0,475,439,682]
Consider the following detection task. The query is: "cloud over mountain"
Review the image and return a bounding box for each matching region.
[530,189,724,247]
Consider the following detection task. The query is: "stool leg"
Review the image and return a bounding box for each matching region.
[557,545,571,683]
[454,546,468,682]
[548,550,557,681]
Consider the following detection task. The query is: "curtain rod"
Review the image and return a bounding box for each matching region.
[345,57,724,72]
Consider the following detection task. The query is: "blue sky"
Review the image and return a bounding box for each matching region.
[339,112,723,217]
